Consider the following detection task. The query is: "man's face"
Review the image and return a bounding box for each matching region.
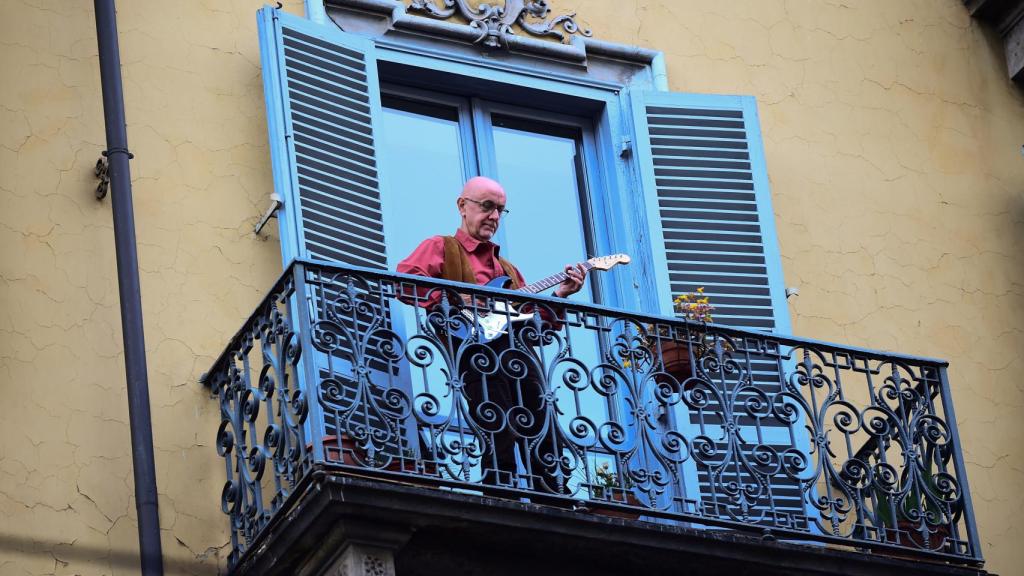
[458,182,506,242]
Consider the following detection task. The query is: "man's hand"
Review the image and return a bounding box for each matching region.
[554,263,588,298]
[460,293,487,309]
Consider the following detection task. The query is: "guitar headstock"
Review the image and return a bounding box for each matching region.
[587,253,631,271]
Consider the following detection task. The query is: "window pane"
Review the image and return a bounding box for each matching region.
[491,118,613,487]
[379,99,466,263]
[491,122,592,304]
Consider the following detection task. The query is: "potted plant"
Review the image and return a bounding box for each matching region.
[872,465,954,551]
[319,434,434,475]
[319,432,358,464]
[622,289,714,379]
[590,462,642,520]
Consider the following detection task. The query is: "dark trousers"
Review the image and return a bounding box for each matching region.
[460,336,565,494]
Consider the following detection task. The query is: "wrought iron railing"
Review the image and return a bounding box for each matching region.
[204,260,982,568]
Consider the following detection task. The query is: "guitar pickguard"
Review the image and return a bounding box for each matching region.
[457,300,535,343]
[436,254,631,343]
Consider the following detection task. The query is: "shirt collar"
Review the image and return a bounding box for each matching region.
[455,228,500,256]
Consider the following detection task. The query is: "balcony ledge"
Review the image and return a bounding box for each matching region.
[234,470,989,576]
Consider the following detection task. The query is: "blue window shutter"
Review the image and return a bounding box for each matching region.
[630,91,811,527]
[629,91,790,334]
[257,9,409,443]
[258,7,389,269]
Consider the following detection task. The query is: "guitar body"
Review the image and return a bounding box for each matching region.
[451,276,535,343]
[484,275,513,290]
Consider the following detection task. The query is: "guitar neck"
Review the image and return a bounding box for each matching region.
[520,262,595,294]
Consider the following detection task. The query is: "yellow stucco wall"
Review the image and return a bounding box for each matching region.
[1,0,1021,574]
[0,1,293,573]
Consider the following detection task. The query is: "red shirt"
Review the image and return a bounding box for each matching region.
[397,228,526,292]
[397,229,561,326]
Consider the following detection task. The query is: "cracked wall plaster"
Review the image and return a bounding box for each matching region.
[557,2,1024,570]
[0,0,300,573]
[2,0,1022,574]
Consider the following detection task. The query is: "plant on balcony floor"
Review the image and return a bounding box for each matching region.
[589,462,642,519]
[622,289,715,380]
[872,461,954,551]
[320,433,413,472]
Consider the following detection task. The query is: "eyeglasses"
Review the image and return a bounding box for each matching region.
[463,198,510,217]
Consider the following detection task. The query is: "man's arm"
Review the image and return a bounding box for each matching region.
[396,236,447,308]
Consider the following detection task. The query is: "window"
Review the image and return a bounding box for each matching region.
[377,88,607,305]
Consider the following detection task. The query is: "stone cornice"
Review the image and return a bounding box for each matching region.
[965,0,1024,84]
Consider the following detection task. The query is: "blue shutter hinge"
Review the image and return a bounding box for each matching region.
[255,193,283,236]
[619,137,632,158]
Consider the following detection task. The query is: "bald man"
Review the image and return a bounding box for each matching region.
[397,176,588,494]
[398,177,586,296]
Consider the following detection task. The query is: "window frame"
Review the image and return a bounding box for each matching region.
[376,84,623,308]
[372,44,652,314]
[379,83,479,185]
[265,6,791,333]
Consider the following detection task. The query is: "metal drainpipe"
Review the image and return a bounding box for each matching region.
[92,1,165,574]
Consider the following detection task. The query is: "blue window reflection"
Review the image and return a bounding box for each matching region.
[378,95,468,262]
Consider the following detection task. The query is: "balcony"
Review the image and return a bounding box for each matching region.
[203,261,985,575]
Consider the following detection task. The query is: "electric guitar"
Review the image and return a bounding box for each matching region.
[451,254,631,343]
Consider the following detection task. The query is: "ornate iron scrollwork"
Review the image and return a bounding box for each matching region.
[408,0,592,48]
[207,261,978,567]
[210,273,307,566]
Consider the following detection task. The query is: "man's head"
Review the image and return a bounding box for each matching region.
[457,176,507,242]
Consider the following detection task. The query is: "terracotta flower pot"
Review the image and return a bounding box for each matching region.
[318,434,439,476]
[891,520,952,550]
[319,434,358,465]
[318,434,387,468]
[592,492,643,520]
[658,340,694,381]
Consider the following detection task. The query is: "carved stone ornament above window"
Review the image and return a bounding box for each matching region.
[407,0,591,48]
[323,0,664,86]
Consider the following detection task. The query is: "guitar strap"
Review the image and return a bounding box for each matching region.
[441,235,522,290]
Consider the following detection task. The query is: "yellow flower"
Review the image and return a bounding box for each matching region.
[672,287,714,323]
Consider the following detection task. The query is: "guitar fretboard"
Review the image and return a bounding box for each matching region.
[520,262,595,294]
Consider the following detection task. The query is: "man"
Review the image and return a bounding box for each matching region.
[397,176,588,494]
